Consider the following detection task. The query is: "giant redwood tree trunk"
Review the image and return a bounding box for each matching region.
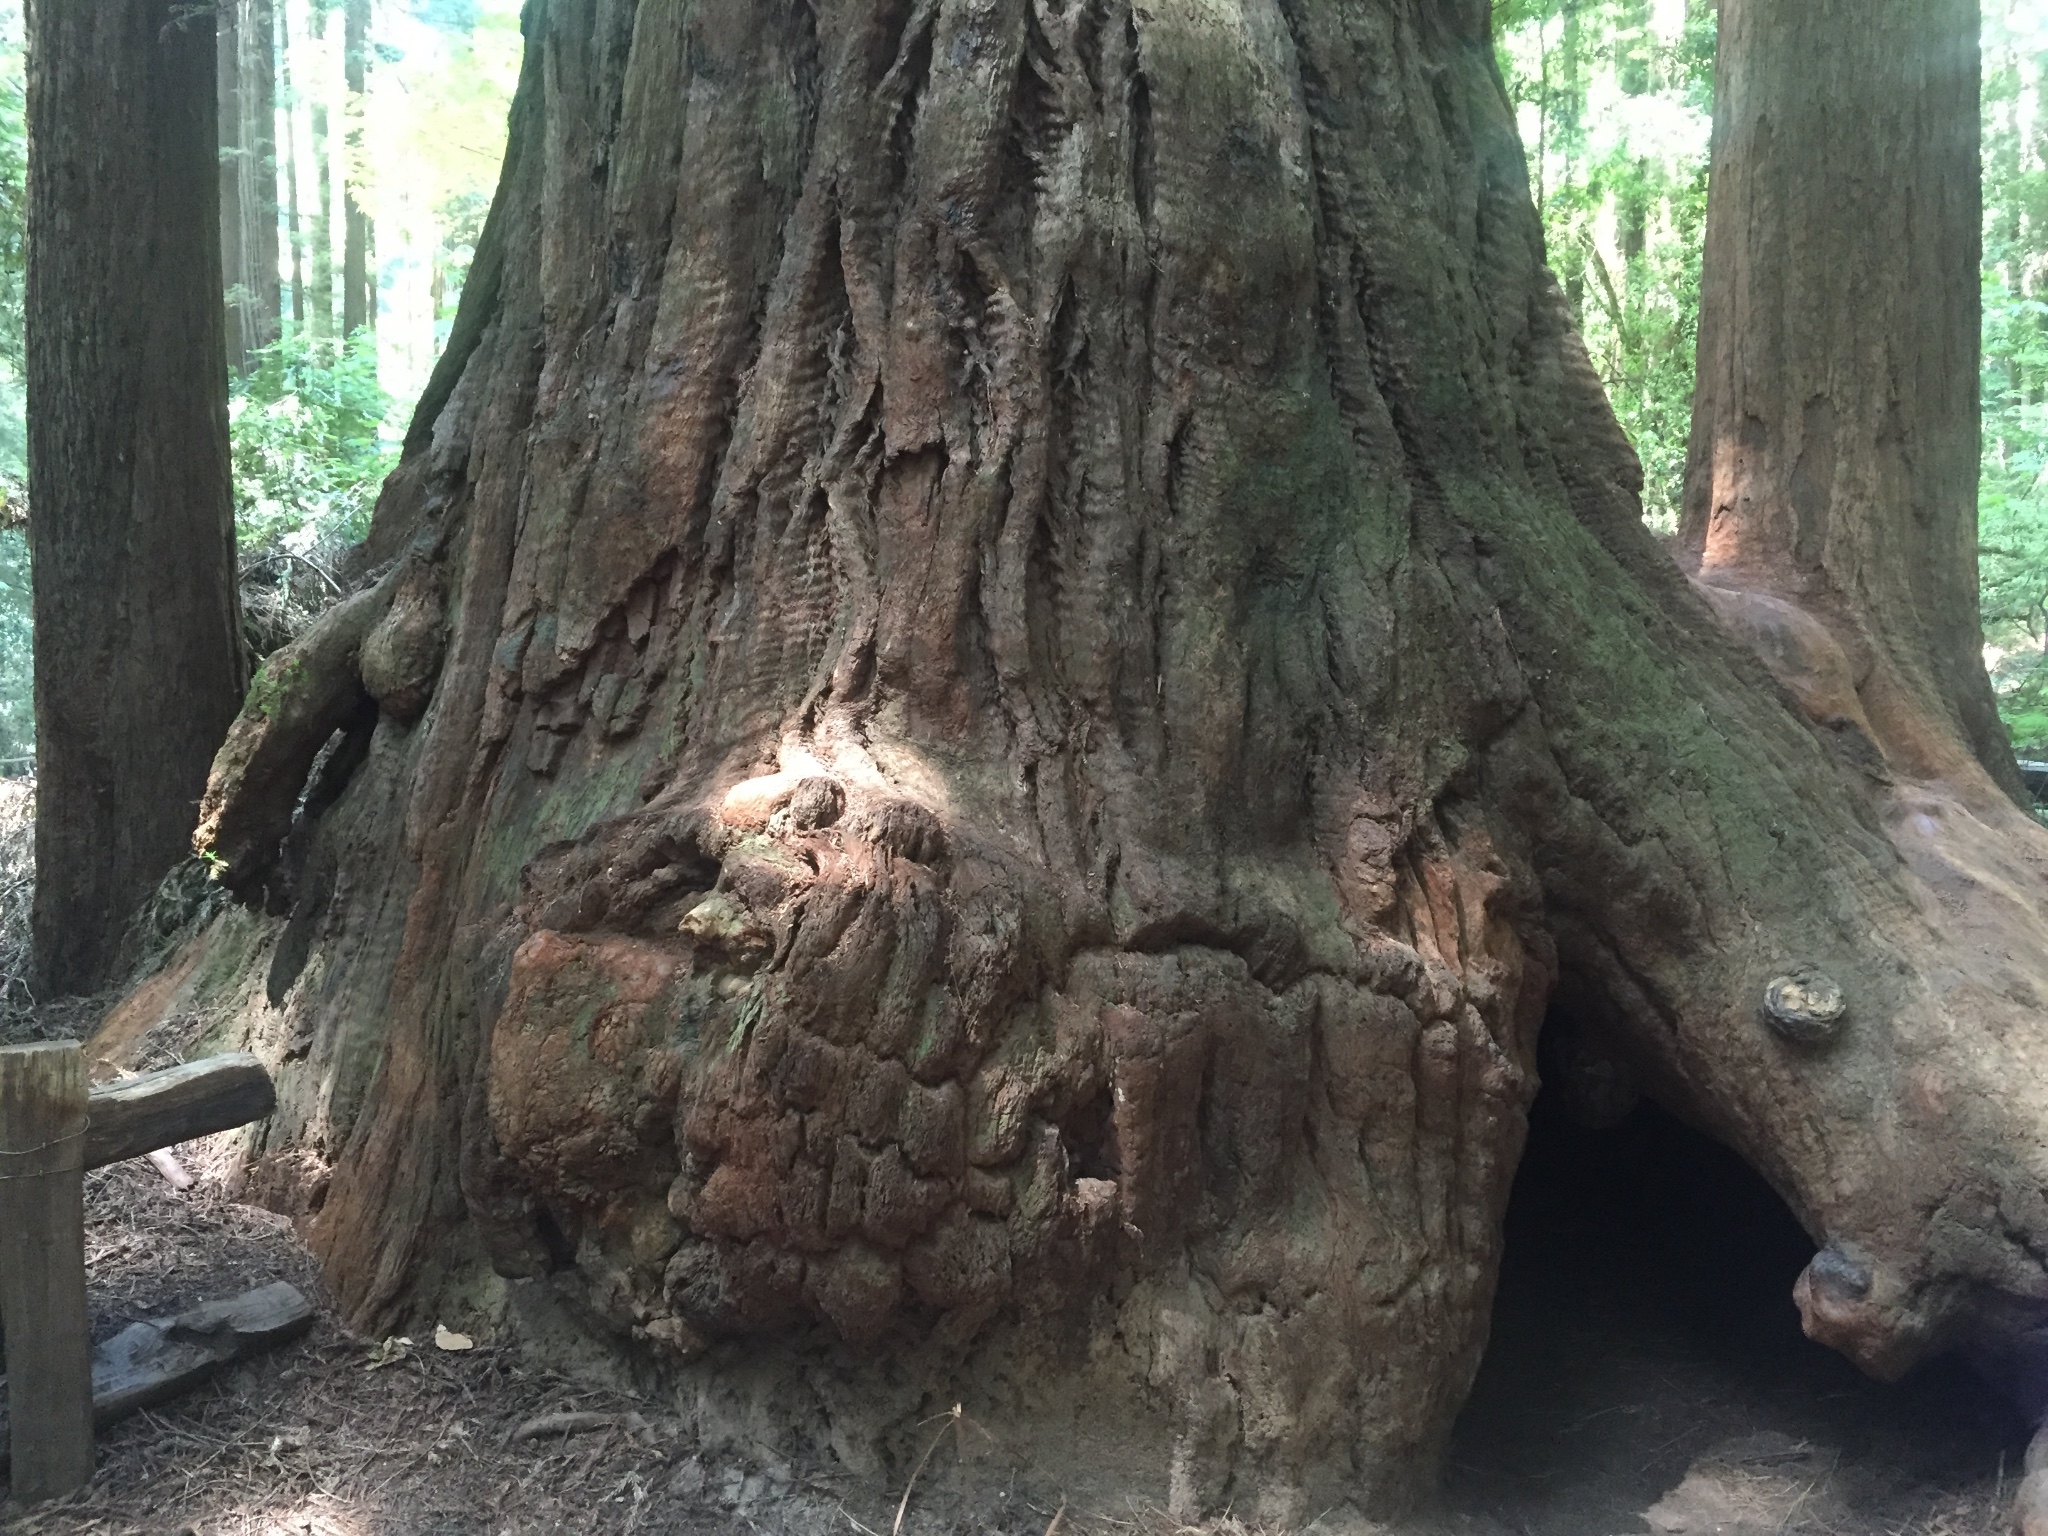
[166,0,2048,1520]
[28,0,245,994]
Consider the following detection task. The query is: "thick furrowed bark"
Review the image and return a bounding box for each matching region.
[1682,0,2011,800]
[178,0,2048,1518]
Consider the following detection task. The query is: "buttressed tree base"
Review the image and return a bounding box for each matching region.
[153,0,2048,1522]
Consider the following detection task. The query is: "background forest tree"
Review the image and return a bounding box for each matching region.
[0,0,519,771]
[1496,0,2048,760]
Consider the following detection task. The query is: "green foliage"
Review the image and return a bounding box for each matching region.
[409,0,479,29]
[359,1,522,403]
[0,0,514,769]
[0,7,24,391]
[434,187,491,331]
[1979,4,2048,756]
[1493,0,1714,530]
[245,652,308,722]
[229,328,395,556]
[0,517,29,771]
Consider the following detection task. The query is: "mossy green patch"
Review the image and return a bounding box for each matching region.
[192,906,277,1006]
[726,985,763,1056]
[479,741,648,908]
[245,653,307,721]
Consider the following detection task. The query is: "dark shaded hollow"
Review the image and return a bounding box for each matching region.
[1444,1018,2028,1533]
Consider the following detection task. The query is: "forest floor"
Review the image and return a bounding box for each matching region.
[0,1086,2026,1536]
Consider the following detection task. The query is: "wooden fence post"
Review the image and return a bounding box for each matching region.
[0,1041,95,1500]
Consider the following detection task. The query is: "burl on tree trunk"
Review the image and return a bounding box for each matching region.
[169,0,2048,1521]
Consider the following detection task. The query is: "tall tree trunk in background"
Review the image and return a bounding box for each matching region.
[1681,0,2048,1398]
[218,0,248,373]
[340,0,369,337]
[281,0,304,330]
[26,0,244,994]
[308,5,333,341]
[221,0,284,375]
[164,0,2048,1520]
[1682,0,2014,800]
[246,0,282,352]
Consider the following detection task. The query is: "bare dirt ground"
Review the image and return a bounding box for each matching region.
[0,1090,2026,1536]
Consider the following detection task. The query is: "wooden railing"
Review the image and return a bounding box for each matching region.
[0,1042,280,1501]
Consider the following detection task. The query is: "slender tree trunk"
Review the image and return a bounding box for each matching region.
[221,0,284,375]
[246,0,282,353]
[1680,0,2048,1402]
[27,0,245,994]
[340,0,368,337]
[218,0,249,374]
[281,0,304,330]
[1682,0,2012,798]
[308,5,333,341]
[161,0,2048,1519]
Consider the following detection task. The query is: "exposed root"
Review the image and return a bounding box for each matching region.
[192,580,392,896]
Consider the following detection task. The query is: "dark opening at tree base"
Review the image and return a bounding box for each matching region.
[1445,1048,2028,1534]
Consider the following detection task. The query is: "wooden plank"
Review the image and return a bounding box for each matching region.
[87,1280,314,1425]
[0,1041,95,1500]
[82,1053,275,1171]
[0,1282,315,1467]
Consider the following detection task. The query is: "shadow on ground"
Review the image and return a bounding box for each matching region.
[1442,1083,2029,1536]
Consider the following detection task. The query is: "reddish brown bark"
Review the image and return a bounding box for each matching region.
[221,0,283,375]
[1678,0,2048,1395]
[1682,0,2012,801]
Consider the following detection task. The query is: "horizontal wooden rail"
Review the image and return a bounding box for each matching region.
[83,1053,275,1171]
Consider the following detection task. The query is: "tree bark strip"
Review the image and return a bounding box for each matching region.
[309,4,334,340]
[341,0,370,336]
[220,0,282,373]
[282,0,305,329]
[1683,0,2011,798]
